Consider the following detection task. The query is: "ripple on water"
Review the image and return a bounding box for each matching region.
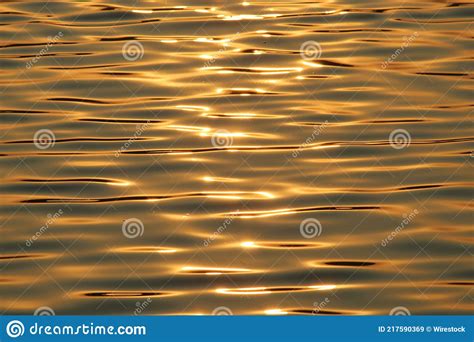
[264,308,366,316]
[81,291,175,298]
[216,285,337,295]
[321,261,378,267]
[240,241,329,250]
[179,267,256,275]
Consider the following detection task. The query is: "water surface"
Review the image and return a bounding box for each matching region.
[0,0,472,315]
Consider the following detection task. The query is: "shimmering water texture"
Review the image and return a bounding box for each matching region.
[0,1,472,315]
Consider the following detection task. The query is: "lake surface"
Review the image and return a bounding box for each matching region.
[0,0,472,315]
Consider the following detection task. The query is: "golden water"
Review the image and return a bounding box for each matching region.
[0,1,472,315]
